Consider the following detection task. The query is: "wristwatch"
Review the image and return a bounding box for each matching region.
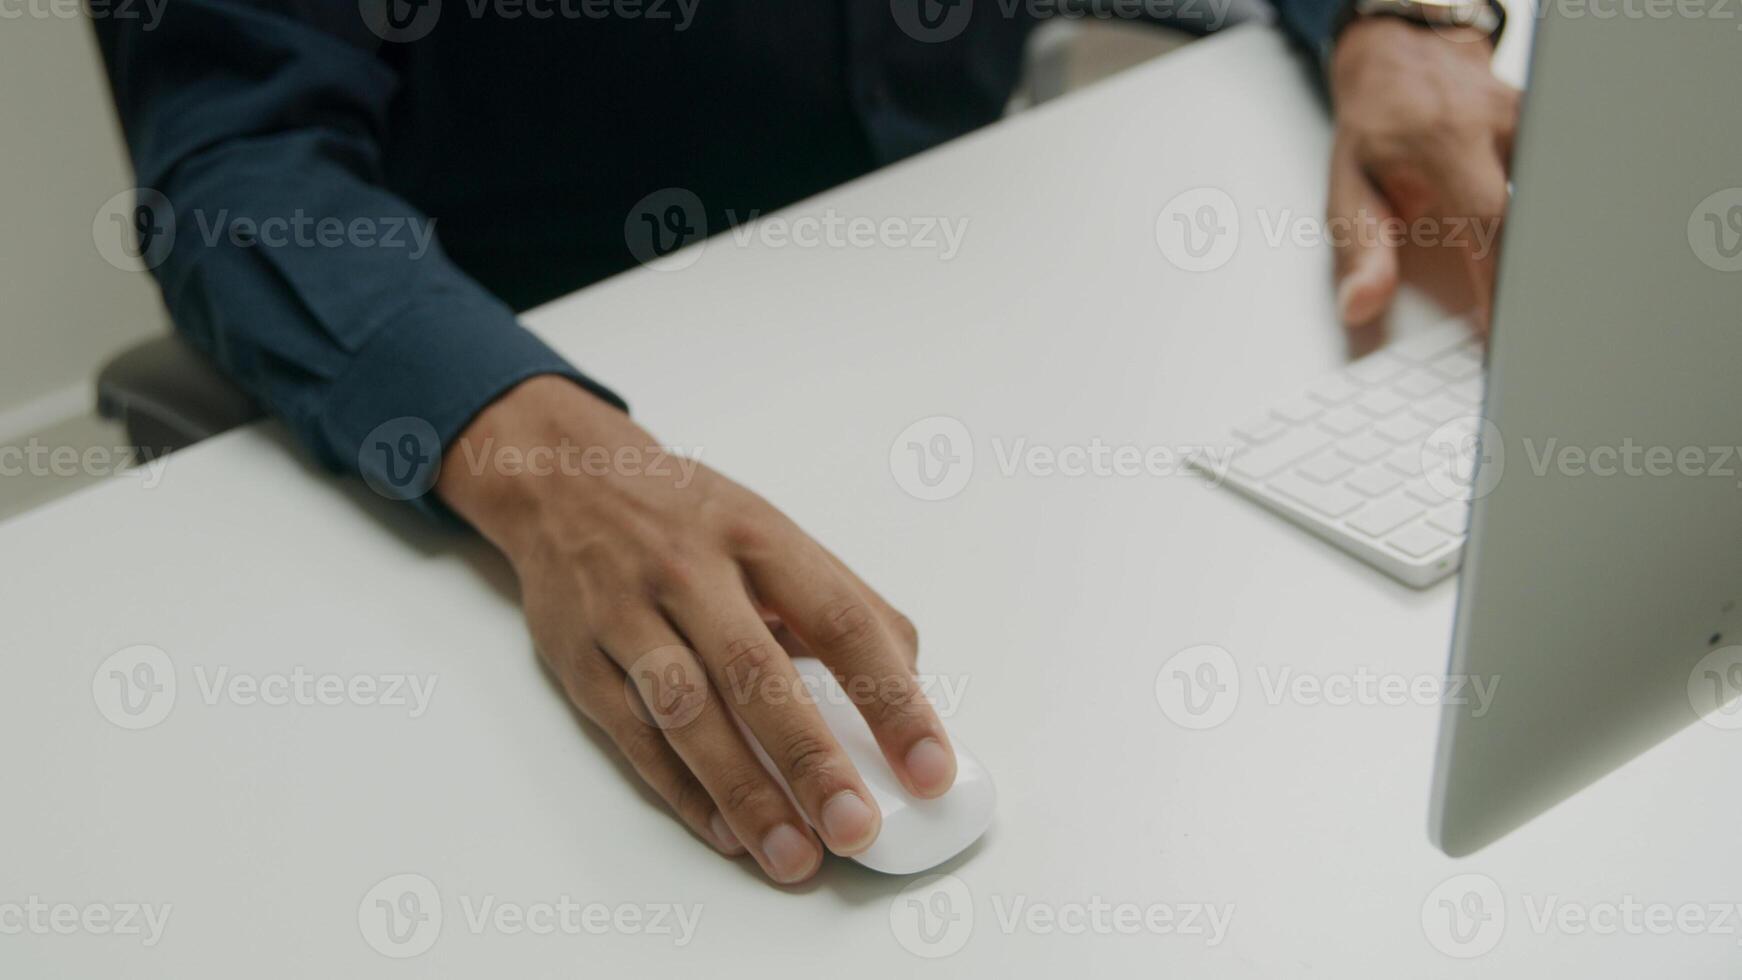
[1332,0,1507,48]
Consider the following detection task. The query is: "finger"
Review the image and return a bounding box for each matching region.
[655,575,884,859]
[1427,146,1510,333]
[601,614,827,883]
[737,531,956,799]
[1491,84,1522,169]
[553,642,743,857]
[1328,139,1401,330]
[817,548,921,667]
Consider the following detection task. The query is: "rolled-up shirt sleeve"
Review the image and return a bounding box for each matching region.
[92,0,625,508]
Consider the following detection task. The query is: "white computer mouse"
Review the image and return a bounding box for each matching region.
[739,657,995,875]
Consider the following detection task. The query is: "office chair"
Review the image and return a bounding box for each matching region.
[96,336,261,461]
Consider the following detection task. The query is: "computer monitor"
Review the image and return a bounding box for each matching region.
[1430,1,1742,855]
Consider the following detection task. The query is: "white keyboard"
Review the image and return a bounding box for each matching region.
[1197,322,1487,588]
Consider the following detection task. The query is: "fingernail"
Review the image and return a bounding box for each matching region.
[904,737,956,797]
[760,824,820,883]
[709,812,740,852]
[820,790,878,853]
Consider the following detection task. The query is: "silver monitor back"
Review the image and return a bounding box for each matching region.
[1430,3,1742,855]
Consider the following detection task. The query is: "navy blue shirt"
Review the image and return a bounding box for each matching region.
[93,0,1337,500]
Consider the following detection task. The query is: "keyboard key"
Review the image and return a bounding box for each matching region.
[1427,503,1470,535]
[1234,416,1286,443]
[1346,497,1426,538]
[1296,450,1355,484]
[1392,369,1445,399]
[1384,446,1425,477]
[1391,324,1473,363]
[1373,413,1431,444]
[1308,373,1361,405]
[1318,406,1369,436]
[1347,353,1406,385]
[1337,432,1393,463]
[1446,377,1484,406]
[1403,478,1448,505]
[1270,471,1366,519]
[1230,427,1330,481]
[1345,466,1404,497]
[1430,349,1483,381]
[1355,388,1408,418]
[1272,396,1323,424]
[1388,522,1452,558]
[1411,394,1469,425]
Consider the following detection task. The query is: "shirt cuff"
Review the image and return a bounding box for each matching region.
[321,293,627,520]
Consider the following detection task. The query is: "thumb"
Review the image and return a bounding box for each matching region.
[1328,144,1401,329]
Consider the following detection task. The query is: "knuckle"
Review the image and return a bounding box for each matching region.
[719,767,777,814]
[777,729,840,786]
[863,682,929,730]
[720,635,781,679]
[817,599,880,653]
[671,775,714,822]
[889,612,920,652]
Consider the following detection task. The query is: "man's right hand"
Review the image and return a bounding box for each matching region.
[435,376,957,885]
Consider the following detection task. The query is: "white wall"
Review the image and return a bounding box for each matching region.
[0,13,163,440]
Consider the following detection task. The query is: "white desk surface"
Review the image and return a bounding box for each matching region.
[4,25,1737,978]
